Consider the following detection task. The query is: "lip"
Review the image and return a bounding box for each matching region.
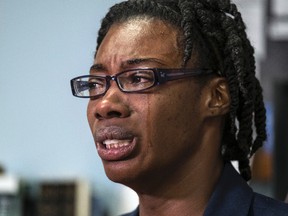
[94,126,137,161]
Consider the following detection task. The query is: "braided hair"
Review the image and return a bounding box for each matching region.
[95,0,267,181]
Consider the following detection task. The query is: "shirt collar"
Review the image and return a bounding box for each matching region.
[204,162,253,216]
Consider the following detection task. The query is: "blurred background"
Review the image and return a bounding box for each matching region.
[0,0,287,215]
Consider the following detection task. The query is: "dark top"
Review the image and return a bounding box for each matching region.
[121,163,288,216]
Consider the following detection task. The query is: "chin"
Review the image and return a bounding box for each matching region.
[103,160,140,183]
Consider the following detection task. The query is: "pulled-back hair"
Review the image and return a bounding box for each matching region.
[95,0,267,181]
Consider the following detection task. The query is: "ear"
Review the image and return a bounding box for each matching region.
[205,77,230,117]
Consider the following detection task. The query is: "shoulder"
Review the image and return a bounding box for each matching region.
[204,163,288,216]
[251,193,288,216]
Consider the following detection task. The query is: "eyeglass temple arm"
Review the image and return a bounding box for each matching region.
[156,69,215,84]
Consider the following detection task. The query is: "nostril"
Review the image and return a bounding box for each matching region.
[96,111,122,120]
[107,111,122,118]
[96,113,103,120]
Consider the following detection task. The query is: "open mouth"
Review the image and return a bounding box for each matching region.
[96,138,136,161]
[103,139,133,149]
[95,126,137,161]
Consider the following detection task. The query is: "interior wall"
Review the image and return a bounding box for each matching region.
[1,0,285,214]
[0,1,138,215]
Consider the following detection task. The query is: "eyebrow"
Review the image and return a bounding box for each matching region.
[124,58,165,67]
[90,58,166,72]
[90,64,105,72]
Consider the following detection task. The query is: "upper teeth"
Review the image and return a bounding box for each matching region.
[103,139,131,149]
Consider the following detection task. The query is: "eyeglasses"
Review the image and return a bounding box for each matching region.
[70,68,215,99]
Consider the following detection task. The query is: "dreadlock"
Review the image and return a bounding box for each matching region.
[95,0,267,181]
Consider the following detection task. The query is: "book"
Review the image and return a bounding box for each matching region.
[37,179,90,216]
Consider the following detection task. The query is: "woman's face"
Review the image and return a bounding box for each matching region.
[87,18,211,189]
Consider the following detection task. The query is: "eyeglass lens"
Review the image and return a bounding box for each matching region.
[73,69,156,97]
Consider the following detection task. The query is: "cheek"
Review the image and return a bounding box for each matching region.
[135,89,202,173]
[150,92,195,126]
[144,85,202,147]
[87,100,96,129]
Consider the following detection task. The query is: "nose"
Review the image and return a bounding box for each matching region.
[88,83,130,120]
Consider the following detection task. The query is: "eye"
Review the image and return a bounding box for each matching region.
[117,70,155,91]
[88,78,106,89]
[128,71,154,84]
[76,81,90,92]
[76,77,106,95]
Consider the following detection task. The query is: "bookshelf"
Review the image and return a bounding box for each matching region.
[37,180,90,216]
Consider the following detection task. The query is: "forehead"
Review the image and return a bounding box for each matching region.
[95,18,184,69]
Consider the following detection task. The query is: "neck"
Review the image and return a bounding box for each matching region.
[136,120,224,216]
[137,154,223,216]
